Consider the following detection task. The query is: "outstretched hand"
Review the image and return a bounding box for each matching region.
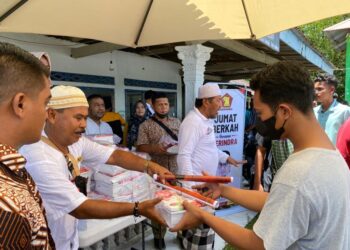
[147,161,174,184]
[170,200,204,232]
[227,157,247,167]
[139,197,167,226]
[191,171,222,200]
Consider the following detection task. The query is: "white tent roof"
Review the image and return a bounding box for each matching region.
[324,18,350,51]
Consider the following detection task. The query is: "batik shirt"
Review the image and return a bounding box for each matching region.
[137,116,181,173]
[0,144,54,249]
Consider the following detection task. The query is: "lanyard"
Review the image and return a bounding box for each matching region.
[41,136,80,179]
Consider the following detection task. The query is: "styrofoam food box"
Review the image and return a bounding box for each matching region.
[97,164,125,176]
[156,202,213,228]
[95,181,133,198]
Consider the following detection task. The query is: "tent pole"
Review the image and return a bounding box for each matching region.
[0,0,28,23]
[134,0,154,46]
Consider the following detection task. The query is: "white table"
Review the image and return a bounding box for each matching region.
[78,216,145,248]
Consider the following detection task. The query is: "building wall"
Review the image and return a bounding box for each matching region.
[0,33,183,118]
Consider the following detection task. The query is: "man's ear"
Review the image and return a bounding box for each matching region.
[11,92,27,118]
[46,108,57,123]
[202,98,210,108]
[278,104,292,119]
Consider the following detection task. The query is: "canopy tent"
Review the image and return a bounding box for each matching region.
[1,0,350,48]
[324,18,350,102]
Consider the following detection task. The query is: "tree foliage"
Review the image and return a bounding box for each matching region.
[300,14,350,101]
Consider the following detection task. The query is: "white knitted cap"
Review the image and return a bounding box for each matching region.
[48,85,89,109]
[198,83,221,99]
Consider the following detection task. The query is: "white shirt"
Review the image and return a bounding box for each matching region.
[146,103,155,115]
[86,117,121,144]
[85,117,113,135]
[177,108,228,188]
[20,133,115,250]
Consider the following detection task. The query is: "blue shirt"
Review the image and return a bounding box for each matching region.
[314,100,350,145]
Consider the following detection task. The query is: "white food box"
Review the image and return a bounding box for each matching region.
[131,174,152,201]
[95,181,133,198]
[153,184,215,228]
[156,202,213,228]
[94,171,132,185]
[97,164,125,176]
[94,171,133,198]
[156,203,185,228]
[93,171,151,201]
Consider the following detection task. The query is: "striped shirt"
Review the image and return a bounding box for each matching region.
[0,144,54,249]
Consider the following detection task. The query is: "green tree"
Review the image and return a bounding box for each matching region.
[300,14,350,102]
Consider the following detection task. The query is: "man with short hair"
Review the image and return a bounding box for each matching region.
[85,94,122,144]
[20,85,173,250]
[86,94,123,144]
[172,61,350,250]
[137,91,181,249]
[137,92,180,174]
[314,74,350,144]
[0,42,54,248]
[176,83,245,250]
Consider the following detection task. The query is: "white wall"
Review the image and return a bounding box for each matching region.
[0,33,183,118]
[113,50,182,117]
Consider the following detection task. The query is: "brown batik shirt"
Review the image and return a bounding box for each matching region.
[137,117,181,173]
[0,144,55,249]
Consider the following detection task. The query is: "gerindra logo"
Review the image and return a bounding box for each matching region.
[222,93,233,109]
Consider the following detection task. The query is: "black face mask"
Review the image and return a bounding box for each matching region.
[155,112,168,119]
[255,115,287,140]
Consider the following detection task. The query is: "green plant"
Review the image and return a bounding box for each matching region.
[223,213,259,250]
[300,14,350,102]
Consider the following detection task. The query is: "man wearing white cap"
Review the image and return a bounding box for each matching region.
[178,83,244,185]
[176,83,245,249]
[20,85,173,250]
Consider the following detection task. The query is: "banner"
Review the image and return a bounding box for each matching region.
[214,87,245,189]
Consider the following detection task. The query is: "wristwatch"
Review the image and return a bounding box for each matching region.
[133,201,140,217]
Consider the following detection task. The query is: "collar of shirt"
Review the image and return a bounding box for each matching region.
[0,143,26,174]
[319,99,338,113]
[194,107,210,121]
[146,103,154,113]
[87,116,101,126]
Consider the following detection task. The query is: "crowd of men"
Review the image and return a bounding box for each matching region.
[1,41,350,250]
